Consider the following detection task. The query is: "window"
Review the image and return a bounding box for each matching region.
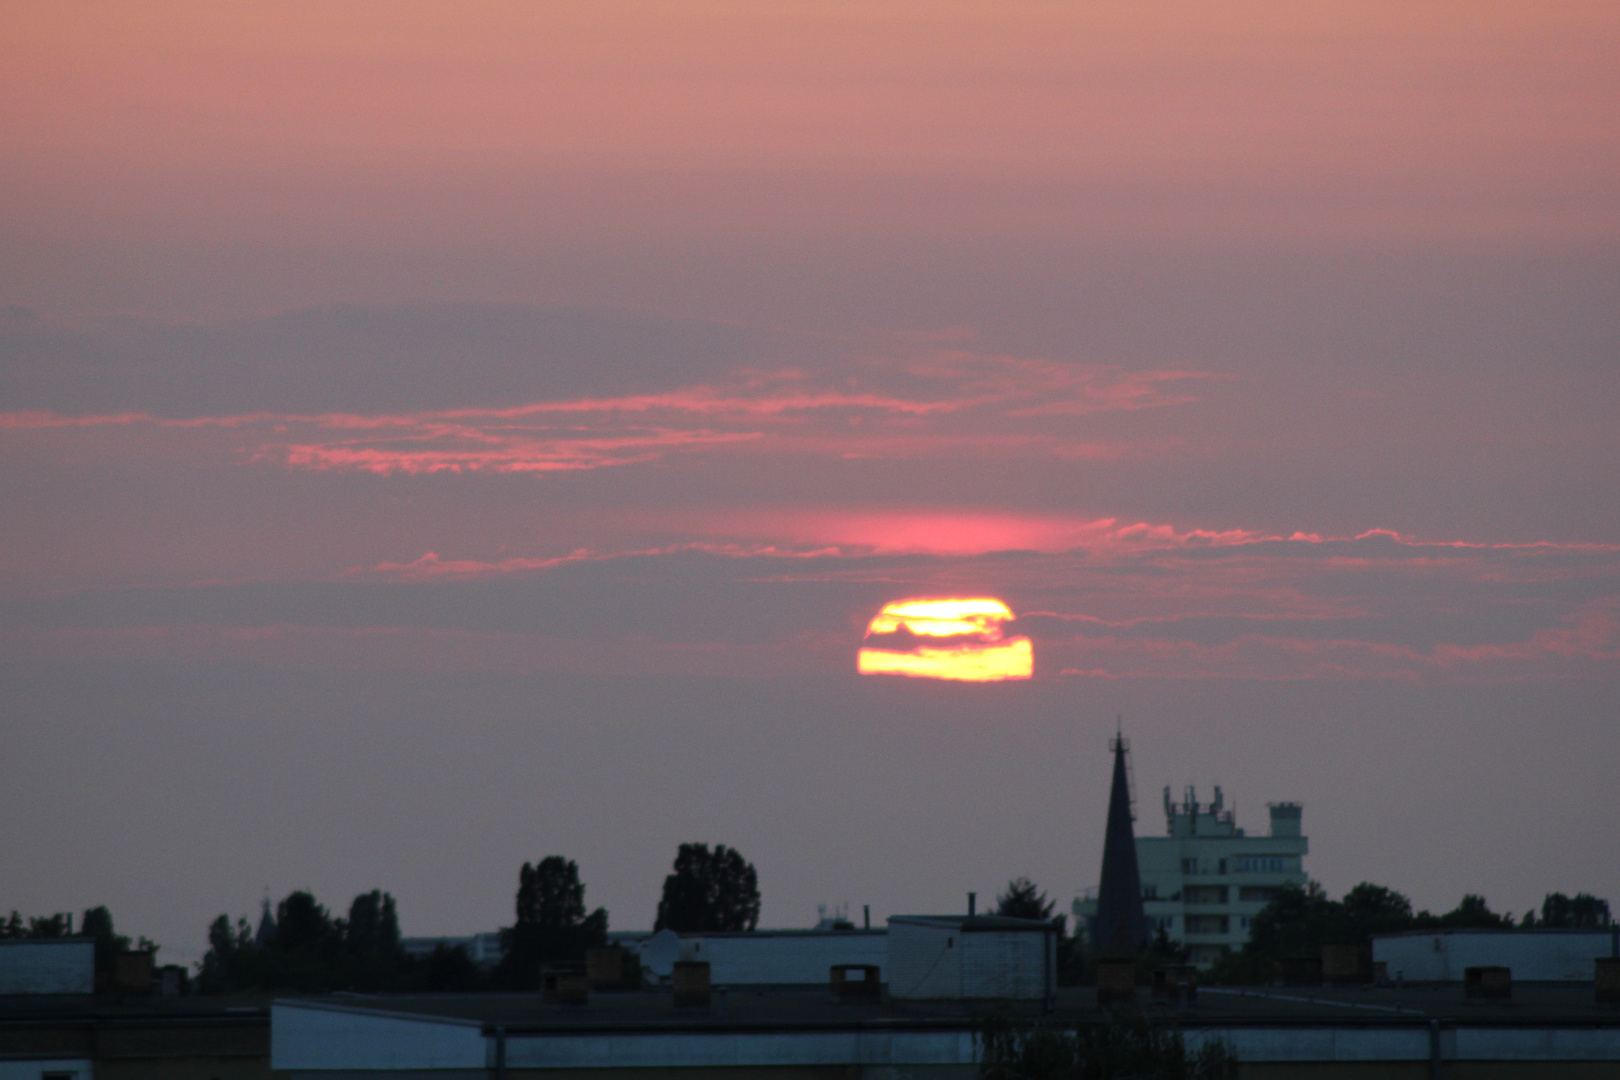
[1185,915,1230,935]
[1142,884,1158,900]
[1157,916,1175,930]
[1232,855,1287,874]
[1181,858,1198,875]
[1240,916,1252,931]
[1240,886,1279,903]
[1184,885,1228,905]
[1218,859,1228,874]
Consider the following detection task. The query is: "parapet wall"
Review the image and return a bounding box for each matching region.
[1374,930,1617,982]
[0,940,95,994]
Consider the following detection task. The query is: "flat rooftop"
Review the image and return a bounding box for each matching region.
[5,982,1614,1032]
[0,993,271,1023]
[272,982,1620,1033]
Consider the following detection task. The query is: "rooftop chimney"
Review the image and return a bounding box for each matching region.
[968,892,977,917]
[1268,802,1303,838]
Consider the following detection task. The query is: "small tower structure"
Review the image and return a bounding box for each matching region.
[254,897,277,950]
[1090,731,1149,953]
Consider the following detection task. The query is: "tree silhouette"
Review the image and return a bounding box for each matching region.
[345,890,403,961]
[655,843,760,932]
[1212,881,1537,984]
[996,877,1055,921]
[1435,894,1513,929]
[1539,892,1612,928]
[496,856,608,989]
[80,905,134,984]
[198,888,447,994]
[1340,883,1414,935]
[275,891,341,956]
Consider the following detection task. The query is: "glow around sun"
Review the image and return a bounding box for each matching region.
[856,597,1033,682]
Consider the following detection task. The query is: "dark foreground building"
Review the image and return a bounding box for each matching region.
[269,984,1620,1078]
[6,980,1620,1077]
[0,993,271,1079]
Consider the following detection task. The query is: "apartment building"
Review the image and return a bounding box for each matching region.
[1077,786,1308,967]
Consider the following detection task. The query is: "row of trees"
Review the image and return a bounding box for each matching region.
[1210,883,1611,983]
[195,889,469,994]
[196,842,762,993]
[496,842,760,990]
[63,861,1603,996]
[1,906,157,988]
[982,876,1613,988]
[1524,892,1613,928]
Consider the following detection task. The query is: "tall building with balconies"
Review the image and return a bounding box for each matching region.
[1076,785,1308,968]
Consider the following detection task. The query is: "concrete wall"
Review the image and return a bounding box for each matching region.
[886,922,962,999]
[271,1002,1620,1072]
[271,1002,486,1072]
[0,940,95,995]
[677,932,888,985]
[504,1029,979,1071]
[1373,931,1617,982]
[959,931,1050,1000]
[887,920,1051,1000]
[0,1063,92,1080]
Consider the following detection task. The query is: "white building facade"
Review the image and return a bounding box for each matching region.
[0,939,95,995]
[1077,787,1309,967]
[656,929,888,986]
[400,932,505,969]
[886,915,1056,1000]
[1374,929,1619,982]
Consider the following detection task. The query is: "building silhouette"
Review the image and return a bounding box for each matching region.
[1139,788,1308,966]
[1077,768,1310,967]
[1090,732,1149,952]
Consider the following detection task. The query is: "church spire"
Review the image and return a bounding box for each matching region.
[1091,726,1149,953]
[254,894,277,950]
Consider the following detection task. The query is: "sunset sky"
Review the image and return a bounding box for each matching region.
[3,2,1618,963]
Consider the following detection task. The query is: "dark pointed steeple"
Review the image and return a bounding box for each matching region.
[254,896,277,951]
[1091,725,1148,953]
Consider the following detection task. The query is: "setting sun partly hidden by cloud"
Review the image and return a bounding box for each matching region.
[857,598,1034,682]
[1,0,1616,971]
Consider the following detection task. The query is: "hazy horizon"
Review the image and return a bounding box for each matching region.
[3,2,1617,966]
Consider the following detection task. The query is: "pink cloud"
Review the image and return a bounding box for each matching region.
[356,542,841,582]
[644,509,1587,559]
[637,508,1274,556]
[280,427,759,476]
[0,353,1216,476]
[7,519,1615,685]
[359,550,599,581]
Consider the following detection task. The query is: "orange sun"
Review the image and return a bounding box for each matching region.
[856,597,1033,681]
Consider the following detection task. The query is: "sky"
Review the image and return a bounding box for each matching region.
[2,2,1618,965]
